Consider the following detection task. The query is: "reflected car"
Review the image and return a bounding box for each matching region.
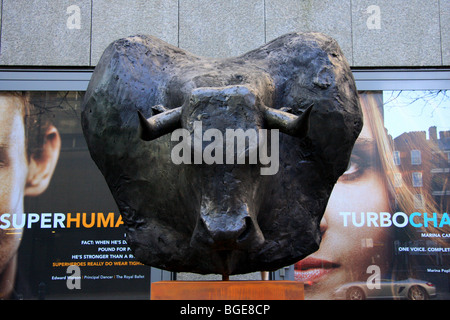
[333,278,436,300]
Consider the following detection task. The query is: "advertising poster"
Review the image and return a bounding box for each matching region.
[0,91,151,299]
[295,90,450,300]
[0,89,448,300]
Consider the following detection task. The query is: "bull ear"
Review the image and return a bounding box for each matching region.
[138,106,182,141]
[264,104,313,139]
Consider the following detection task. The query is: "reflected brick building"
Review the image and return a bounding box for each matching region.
[393,127,450,213]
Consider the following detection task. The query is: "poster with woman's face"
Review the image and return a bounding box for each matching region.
[296,90,450,300]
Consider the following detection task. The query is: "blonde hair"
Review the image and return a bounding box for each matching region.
[361,92,442,220]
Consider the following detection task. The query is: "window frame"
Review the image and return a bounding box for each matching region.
[411,149,422,165]
[0,68,449,91]
[393,150,401,166]
[412,171,423,188]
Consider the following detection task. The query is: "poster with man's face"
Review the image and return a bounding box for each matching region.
[0,91,151,300]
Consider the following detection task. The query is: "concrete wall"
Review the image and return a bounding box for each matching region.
[0,0,448,67]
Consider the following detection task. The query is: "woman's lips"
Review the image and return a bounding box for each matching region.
[294,257,339,283]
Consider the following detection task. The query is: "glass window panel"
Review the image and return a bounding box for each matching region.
[1,75,449,301]
[411,150,422,165]
[412,172,423,187]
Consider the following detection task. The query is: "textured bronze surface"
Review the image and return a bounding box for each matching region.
[81,32,362,276]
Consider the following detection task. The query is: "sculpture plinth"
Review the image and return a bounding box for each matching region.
[151,281,304,300]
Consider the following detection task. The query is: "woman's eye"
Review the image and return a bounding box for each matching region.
[344,158,358,175]
[0,148,9,168]
[340,155,364,181]
[338,140,376,183]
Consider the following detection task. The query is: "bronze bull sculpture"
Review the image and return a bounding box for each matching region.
[81,32,362,276]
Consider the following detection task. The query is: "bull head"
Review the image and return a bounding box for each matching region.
[81,32,362,276]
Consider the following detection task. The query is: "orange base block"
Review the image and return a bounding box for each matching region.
[151,281,304,300]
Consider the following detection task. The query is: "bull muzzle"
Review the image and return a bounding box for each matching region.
[190,202,265,251]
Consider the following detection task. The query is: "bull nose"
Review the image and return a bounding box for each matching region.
[205,216,251,244]
[191,206,265,251]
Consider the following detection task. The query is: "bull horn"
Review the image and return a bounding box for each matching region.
[138,106,182,141]
[263,104,313,139]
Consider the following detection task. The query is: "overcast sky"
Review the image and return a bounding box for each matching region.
[383,90,450,139]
